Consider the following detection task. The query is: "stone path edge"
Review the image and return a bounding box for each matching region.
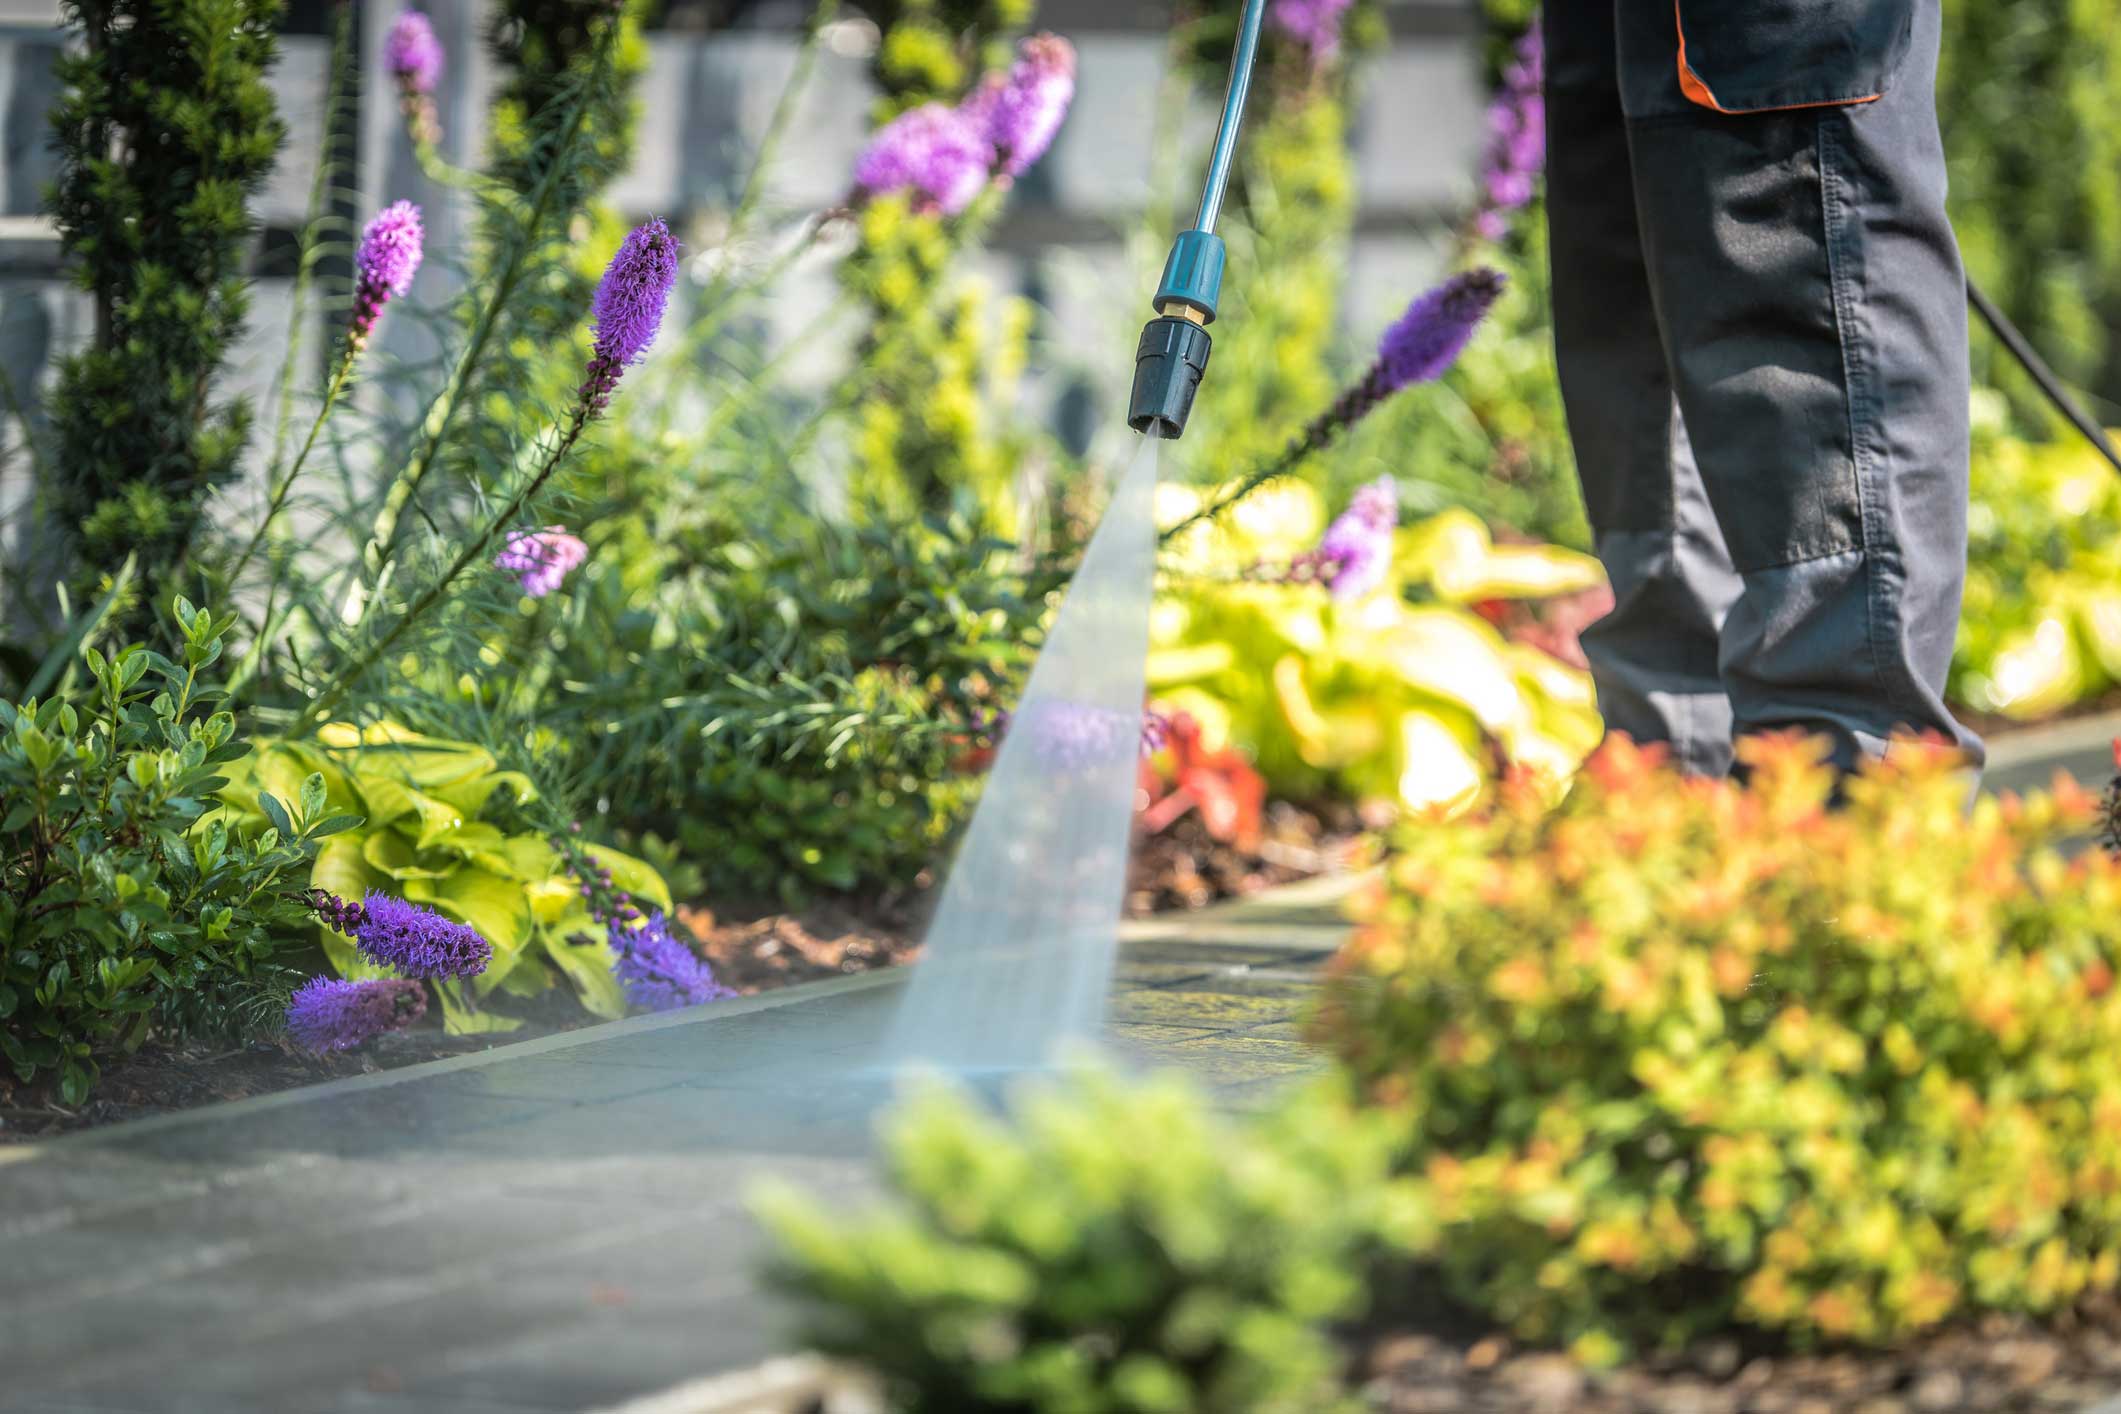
[13,871,1374,1163]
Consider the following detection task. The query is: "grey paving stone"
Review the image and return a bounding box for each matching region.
[2,882,1348,1411]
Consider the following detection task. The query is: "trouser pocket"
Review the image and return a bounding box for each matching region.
[1622,0,1917,119]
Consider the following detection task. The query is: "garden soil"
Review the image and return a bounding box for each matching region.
[1361,1295,2121,1412]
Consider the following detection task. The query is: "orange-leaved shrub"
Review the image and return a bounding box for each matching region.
[1314,733,2121,1361]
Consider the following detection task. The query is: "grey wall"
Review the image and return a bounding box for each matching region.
[0,0,1484,633]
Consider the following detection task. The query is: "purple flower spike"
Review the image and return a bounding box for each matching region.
[963,33,1075,179]
[1472,26,1545,241]
[1376,268,1507,394]
[384,10,445,95]
[852,103,994,217]
[494,526,589,597]
[355,892,491,980]
[610,913,734,1013]
[1306,476,1399,601]
[579,218,680,417]
[1269,0,1354,66]
[350,200,424,345]
[285,977,428,1053]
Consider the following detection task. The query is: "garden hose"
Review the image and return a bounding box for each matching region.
[1127,0,1270,439]
[1966,277,2121,479]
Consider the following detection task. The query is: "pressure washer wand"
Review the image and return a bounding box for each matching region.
[1127,0,1271,440]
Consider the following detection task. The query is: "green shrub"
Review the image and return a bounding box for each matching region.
[758,1070,1411,1412]
[0,600,349,1102]
[546,471,1050,904]
[1953,407,2121,719]
[1939,0,2121,399]
[44,0,285,616]
[1317,733,2121,1360]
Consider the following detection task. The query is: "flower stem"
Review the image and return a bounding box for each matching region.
[293,405,593,736]
[227,343,357,587]
[1154,371,1380,546]
[339,19,621,628]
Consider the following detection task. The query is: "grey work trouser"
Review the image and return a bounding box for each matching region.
[1545,0,1982,777]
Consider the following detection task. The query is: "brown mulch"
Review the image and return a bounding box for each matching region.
[676,901,918,992]
[1362,1295,2121,1413]
[1125,799,1371,917]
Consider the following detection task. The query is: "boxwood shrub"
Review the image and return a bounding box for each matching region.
[1316,733,2121,1361]
[757,1070,1416,1412]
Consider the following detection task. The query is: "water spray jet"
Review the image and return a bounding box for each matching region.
[1126,0,1268,440]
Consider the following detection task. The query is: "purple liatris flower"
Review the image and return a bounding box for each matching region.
[354,891,491,979]
[350,201,424,346]
[1270,0,1354,66]
[494,526,588,597]
[962,33,1075,179]
[610,912,734,1012]
[852,102,994,217]
[579,218,681,417]
[1302,476,1399,601]
[384,10,445,95]
[285,977,427,1053]
[1472,24,1545,241]
[1376,268,1507,392]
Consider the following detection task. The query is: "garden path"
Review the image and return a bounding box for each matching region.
[0,874,1355,1414]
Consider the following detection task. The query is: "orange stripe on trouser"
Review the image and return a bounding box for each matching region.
[1672,0,1882,114]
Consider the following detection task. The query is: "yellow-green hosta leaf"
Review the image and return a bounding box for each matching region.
[1146,642,1237,688]
[582,843,672,913]
[501,834,562,884]
[317,720,499,789]
[425,769,537,819]
[1395,711,1485,815]
[434,980,525,1036]
[487,958,555,1000]
[1360,607,1525,735]
[1399,508,1605,603]
[526,875,577,924]
[361,830,455,881]
[419,821,515,873]
[540,925,628,1020]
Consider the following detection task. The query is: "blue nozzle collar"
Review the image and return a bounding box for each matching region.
[1153,229,1226,324]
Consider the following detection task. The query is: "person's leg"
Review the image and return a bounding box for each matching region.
[1544,2,1741,776]
[1615,0,1982,772]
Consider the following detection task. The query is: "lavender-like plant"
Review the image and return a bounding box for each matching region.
[609,912,734,1012]
[310,889,492,979]
[853,103,994,217]
[1293,475,1398,600]
[1159,269,1505,544]
[963,33,1076,181]
[494,526,589,598]
[385,10,445,148]
[225,200,426,586]
[285,976,428,1052]
[1270,0,1354,67]
[294,216,678,734]
[1471,25,1545,242]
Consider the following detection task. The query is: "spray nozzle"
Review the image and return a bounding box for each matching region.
[1126,0,1264,439]
[1127,314,1213,439]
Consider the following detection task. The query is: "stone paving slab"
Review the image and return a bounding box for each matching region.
[1,880,1358,1414]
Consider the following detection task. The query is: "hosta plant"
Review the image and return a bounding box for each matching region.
[1318,732,2121,1360]
[1152,483,1604,817]
[1,600,350,1101]
[758,1069,1413,1413]
[212,722,669,1033]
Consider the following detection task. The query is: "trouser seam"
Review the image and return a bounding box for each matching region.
[1818,110,1920,728]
